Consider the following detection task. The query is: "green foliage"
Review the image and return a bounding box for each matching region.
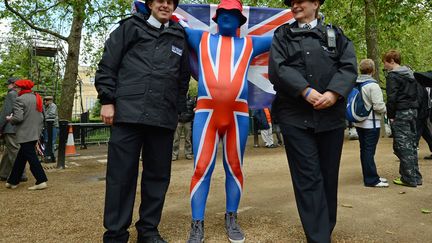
[90,100,101,119]
[321,0,432,72]
[188,78,198,98]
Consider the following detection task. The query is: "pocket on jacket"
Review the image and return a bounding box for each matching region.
[115,83,148,97]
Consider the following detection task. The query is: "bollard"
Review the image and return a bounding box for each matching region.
[80,112,89,149]
[57,120,69,169]
[44,120,56,163]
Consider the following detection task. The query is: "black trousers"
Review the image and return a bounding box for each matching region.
[416,116,432,152]
[103,124,174,243]
[7,140,48,185]
[280,125,344,243]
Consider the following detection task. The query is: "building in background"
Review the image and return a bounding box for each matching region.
[72,65,97,120]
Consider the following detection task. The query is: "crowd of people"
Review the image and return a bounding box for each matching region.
[2,0,431,243]
[0,75,59,189]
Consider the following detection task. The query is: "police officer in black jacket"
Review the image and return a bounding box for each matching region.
[95,0,190,242]
[268,0,357,242]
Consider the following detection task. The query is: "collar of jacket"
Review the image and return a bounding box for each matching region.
[286,20,327,40]
[130,12,185,37]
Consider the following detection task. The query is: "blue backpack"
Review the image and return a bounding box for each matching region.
[346,81,375,123]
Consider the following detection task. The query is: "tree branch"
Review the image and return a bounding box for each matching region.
[4,0,68,42]
[28,0,64,17]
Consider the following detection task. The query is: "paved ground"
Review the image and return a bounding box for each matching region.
[0,134,431,243]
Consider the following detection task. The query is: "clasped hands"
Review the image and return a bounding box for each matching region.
[302,87,339,110]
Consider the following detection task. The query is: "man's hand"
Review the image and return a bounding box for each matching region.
[313,91,339,110]
[302,87,323,105]
[101,104,115,125]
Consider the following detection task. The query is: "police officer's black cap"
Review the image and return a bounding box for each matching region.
[6,77,18,85]
[284,0,325,7]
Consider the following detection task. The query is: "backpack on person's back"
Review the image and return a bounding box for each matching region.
[346,80,375,123]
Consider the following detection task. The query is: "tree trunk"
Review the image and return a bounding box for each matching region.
[364,0,380,82]
[59,4,85,120]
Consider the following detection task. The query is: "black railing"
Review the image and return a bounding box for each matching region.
[57,120,110,169]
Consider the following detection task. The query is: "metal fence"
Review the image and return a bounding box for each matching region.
[72,124,110,147]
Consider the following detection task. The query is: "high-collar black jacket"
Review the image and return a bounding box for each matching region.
[95,13,190,130]
[269,20,357,132]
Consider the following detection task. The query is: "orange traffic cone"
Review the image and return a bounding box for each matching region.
[65,125,79,156]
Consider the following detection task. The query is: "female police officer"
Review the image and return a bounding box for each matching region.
[268,0,357,242]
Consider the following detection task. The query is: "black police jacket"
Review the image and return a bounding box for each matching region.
[269,20,357,132]
[95,13,190,130]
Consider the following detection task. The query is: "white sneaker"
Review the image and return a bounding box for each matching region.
[379,177,388,183]
[5,183,18,189]
[374,181,389,188]
[28,182,48,190]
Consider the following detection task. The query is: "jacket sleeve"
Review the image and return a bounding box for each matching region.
[0,92,15,131]
[369,83,386,114]
[268,28,309,98]
[176,39,191,113]
[10,97,24,125]
[45,103,57,121]
[326,32,358,99]
[95,19,134,105]
[385,73,399,118]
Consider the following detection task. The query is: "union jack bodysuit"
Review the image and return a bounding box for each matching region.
[186,29,271,220]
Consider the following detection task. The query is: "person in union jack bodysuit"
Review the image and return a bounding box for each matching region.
[176,0,272,242]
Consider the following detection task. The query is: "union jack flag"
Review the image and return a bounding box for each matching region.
[175,4,295,109]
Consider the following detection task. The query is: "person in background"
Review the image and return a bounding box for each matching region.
[414,71,432,159]
[271,110,284,146]
[95,0,190,242]
[383,49,421,187]
[353,59,388,188]
[268,0,357,241]
[0,77,26,182]
[5,79,47,190]
[252,108,277,148]
[172,94,196,161]
[43,96,59,159]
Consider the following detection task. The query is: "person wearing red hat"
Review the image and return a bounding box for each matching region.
[5,79,48,191]
[96,0,190,242]
[0,77,27,182]
[177,1,272,242]
[269,0,357,242]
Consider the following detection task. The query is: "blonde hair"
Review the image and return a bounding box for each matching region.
[359,59,375,75]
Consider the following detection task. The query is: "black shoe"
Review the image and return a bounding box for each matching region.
[424,154,432,160]
[0,177,7,181]
[137,235,167,243]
